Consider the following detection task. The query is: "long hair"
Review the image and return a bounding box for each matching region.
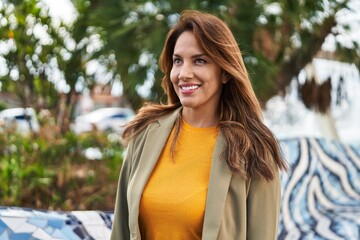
[123,10,287,180]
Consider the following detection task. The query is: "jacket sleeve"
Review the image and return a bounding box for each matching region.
[246,164,281,240]
[110,140,134,240]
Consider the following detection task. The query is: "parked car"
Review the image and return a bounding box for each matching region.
[0,107,40,134]
[71,107,135,134]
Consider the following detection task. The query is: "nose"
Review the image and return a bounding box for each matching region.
[178,62,193,80]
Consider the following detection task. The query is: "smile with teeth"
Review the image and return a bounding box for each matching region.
[180,85,200,91]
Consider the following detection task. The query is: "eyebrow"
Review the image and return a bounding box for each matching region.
[173,53,208,58]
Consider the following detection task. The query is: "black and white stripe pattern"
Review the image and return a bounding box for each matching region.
[279,138,360,240]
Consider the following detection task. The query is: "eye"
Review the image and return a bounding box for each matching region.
[173,58,182,65]
[195,58,206,64]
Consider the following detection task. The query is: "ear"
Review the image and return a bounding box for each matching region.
[222,71,230,84]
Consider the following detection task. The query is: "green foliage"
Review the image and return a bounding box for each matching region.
[0,102,7,111]
[0,129,54,206]
[88,0,359,108]
[0,126,124,210]
[0,0,112,132]
[0,0,61,109]
[2,0,357,114]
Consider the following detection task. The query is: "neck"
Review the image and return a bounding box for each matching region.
[181,107,219,128]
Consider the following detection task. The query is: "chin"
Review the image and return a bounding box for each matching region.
[180,100,197,109]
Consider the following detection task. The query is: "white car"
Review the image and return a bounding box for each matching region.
[72,107,135,134]
[0,107,40,134]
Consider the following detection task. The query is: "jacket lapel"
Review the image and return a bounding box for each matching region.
[128,109,180,238]
[202,133,233,239]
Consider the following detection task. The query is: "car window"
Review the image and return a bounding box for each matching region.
[110,114,127,119]
[14,115,31,120]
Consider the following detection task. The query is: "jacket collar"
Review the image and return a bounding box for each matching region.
[129,107,232,239]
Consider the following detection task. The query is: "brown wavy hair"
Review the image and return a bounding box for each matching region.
[122,10,287,180]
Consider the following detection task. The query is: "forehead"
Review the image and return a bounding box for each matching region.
[173,31,204,54]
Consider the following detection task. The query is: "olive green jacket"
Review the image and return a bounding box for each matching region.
[110,109,281,240]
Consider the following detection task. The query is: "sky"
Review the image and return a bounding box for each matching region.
[42,0,77,25]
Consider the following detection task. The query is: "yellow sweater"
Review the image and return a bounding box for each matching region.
[139,119,219,239]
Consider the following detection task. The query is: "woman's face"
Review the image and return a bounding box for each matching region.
[170,31,224,115]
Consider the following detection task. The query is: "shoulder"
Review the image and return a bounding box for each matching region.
[126,107,181,145]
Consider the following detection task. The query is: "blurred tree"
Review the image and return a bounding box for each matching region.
[0,0,60,110]
[251,0,358,104]
[87,0,359,110]
[1,0,358,128]
[54,0,104,133]
[0,0,109,133]
[53,0,122,132]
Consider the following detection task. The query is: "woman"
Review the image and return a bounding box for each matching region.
[111,10,287,240]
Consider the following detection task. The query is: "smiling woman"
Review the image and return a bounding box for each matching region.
[111,10,288,240]
[170,31,225,127]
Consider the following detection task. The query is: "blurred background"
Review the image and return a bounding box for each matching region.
[0,0,359,213]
